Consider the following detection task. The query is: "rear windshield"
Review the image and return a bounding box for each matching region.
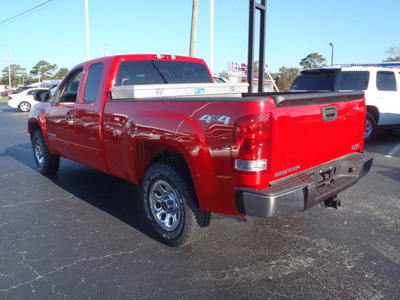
[290,70,336,91]
[115,60,212,86]
[339,71,369,90]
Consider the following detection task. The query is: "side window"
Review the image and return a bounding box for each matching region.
[83,63,104,103]
[376,71,397,91]
[27,90,35,95]
[290,71,336,91]
[339,71,369,90]
[59,69,83,103]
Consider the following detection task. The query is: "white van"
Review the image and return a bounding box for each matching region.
[290,65,400,141]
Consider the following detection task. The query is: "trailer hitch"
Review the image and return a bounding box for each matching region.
[323,195,341,209]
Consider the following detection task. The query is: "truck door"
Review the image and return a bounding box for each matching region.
[74,62,105,170]
[45,68,83,159]
[374,71,400,126]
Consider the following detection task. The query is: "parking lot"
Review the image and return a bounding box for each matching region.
[0,102,399,299]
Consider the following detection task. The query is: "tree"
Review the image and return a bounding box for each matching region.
[1,64,27,87]
[384,44,400,62]
[30,60,57,80]
[219,70,229,79]
[244,61,260,75]
[273,66,300,92]
[299,52,327,70]
[54,68,69,79]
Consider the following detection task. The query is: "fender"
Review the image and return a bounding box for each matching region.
[28,103,55,153]
[124,110,220,212]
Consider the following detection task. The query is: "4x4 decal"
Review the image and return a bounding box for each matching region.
[199,114,231,125]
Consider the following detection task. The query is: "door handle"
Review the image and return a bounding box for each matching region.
[321,106,337,121]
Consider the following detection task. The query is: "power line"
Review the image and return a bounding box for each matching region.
[0,0,53,26]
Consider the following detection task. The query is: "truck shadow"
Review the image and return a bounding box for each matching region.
[3,143,158,243]
[364,128,400,156]
[1,107,21,113]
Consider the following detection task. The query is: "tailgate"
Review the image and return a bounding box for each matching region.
[268,92,365,180]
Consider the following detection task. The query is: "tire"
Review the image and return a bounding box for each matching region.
[142,161,211,247]
[364,112,376,142]
[19,101,31,112]
[32,131,60,175]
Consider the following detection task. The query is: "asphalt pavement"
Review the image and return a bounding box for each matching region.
[0,103,399,299]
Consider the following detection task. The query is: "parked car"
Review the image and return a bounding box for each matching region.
[13,86,32,94]
[212,74,230,83]
[8,88,49,112]
[290,65,400,141]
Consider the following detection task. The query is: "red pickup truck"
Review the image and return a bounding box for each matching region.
[28,54,373,246]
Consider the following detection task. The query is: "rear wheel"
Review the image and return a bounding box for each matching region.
[142,161,210,247]
[32,131,60,175]
[364,112,376,142]
[19,101,31,112]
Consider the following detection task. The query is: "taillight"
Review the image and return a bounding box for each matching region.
[8,96,12,100]
[232,114,271,172]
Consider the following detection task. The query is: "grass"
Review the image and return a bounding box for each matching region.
[0,97,8,103]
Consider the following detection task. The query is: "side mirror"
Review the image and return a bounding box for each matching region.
[34,90,51,102]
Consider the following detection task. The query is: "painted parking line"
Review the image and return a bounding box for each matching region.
[11,113,28,116]
[386,142,400,158]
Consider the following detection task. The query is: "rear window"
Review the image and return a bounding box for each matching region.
[339,71,369,90]
[290,70,336,91]
[115,60,212,86]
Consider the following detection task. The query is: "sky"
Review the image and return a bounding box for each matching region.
[0,0,399,77]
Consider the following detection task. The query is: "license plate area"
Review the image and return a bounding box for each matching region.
[317,167,336,187]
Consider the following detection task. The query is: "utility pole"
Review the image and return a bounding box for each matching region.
[7,46,11,89]
[189,0,198,57]
[209,0,214,73]
[85,0,90,60]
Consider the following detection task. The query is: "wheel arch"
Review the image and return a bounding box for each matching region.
[28,121,42,142]
[367,105,379,124]
[134,141,192,186]
[132,140,215,212]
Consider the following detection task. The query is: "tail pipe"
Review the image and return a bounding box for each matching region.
[323,195,341,209]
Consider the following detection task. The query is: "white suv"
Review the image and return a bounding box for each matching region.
[8,88,48,112]
[290,66,400,141]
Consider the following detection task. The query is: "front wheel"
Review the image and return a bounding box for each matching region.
[32,131,60,175]
[142,162,210,247]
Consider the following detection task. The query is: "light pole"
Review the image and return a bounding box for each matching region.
[329,42,334,66]
[7,46,11,89]
[85,0,90,60]
[209,0,214,73]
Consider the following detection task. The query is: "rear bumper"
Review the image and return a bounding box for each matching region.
[8,100,18,109]
[235,152,373,218]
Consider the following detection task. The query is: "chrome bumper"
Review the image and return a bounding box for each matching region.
[235,152,373,218]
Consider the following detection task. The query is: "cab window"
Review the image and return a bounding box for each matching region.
[83,63,104,103]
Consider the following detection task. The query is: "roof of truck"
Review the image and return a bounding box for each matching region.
[301,65,400,73]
